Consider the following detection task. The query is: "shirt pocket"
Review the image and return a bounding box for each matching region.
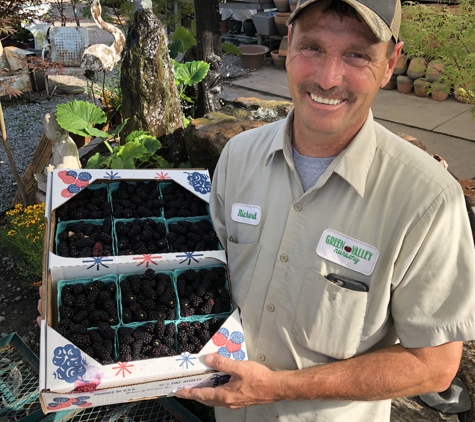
[226,237,261,308]
[291,268,373,360]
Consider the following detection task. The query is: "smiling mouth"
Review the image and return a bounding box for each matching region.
[309,93,344,105]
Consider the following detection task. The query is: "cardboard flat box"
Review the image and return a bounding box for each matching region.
[40,169,246,414]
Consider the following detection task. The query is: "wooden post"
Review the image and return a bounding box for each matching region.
[194,0,224,117]
[10,133,54,207]
[0,102,30,207]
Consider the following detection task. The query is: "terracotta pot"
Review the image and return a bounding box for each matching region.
[274,13,290,37]
[397,75,413,94]
[413,78,430,97]
[273,0,289,12]
[426,60,444,82]
[220,20,228,34]
[393,54,407,76]
[271,50,286,70]
[381,75,397,90]
[430,82,450,101]
[279,36,288,56]
[289,0,298,12]
[407,57,427,80]
[238,45,269,69]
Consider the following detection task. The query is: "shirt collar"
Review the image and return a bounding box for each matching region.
[265,108,377,198]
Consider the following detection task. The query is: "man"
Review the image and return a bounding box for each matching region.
[176,0,475,420]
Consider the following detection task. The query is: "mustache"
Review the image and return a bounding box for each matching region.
[298,83,356,102]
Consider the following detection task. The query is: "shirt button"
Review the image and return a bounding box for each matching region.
[266,304,275,312]
[280,254,288,262]
[257,354,266,362]
[294,203,302,211]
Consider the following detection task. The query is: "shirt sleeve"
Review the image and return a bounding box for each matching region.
[391,180,475,348]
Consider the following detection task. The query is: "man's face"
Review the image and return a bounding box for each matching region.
[286,1,402,150]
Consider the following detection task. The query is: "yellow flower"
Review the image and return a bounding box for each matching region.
[7,230,16,236]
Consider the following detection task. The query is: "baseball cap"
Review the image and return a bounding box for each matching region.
[286,0,401,43]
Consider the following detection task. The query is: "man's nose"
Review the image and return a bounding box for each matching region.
[315,55,344,91]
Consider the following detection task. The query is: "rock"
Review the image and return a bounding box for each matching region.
[392,131,427,151]
[120,8,183,140]
[185,97,293,176]
[0,316,5,323]
[185,112,268,177]
[391,397,459,421]
[458,340,475,421]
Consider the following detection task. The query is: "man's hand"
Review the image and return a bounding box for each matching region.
[175,353,283,408]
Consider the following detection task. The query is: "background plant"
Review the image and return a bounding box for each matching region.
[0,203,45,283]
[400,0,475,115]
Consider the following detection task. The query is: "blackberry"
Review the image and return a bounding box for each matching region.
[178,343,195,354]
[200,299,215,315]
[133,331,153,344]
[69,333,92,349]
[73,283,85,295]
[75,294,88,308]
[59,305,74,320]
[197,328,211,344]
[155,321,166,337]
[72,309,88,323]
[62,294,75,307]
[98,322,115,340]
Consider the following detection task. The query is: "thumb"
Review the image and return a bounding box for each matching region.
[204,353,240,374]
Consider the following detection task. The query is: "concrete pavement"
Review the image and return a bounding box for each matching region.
[224,66,475,180]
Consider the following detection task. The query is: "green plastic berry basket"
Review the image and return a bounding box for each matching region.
[57,184,111,222]
[39,396,202,422]
[117,320,178,360]
[55,219,115,257]
[0,333,44,422]
[109,181,162,219]
[174,264,233,321]
[56,275,119,329]
[117,270,176,325]
[159,181,211,219]
[113,217,169,256]
[166,216,222,252]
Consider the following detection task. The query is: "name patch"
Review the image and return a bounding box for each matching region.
[317,229,379,275]
[232,203,261,226]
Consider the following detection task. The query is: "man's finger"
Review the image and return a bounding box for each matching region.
[203,353,241,375]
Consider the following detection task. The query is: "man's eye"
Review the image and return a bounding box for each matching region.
[301,46,322,57]
[344,53,369,67]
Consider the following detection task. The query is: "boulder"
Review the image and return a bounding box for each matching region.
[120,8,183,140]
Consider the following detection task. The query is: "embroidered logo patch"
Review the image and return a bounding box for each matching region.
[231,203,261,226]
[316,229,379,275]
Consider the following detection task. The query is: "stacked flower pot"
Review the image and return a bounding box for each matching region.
[385,54,453,102]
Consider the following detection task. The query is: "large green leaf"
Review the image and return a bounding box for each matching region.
[56,100,107,137]
[172,25,196,53]
[169,39,183,60]
[118,142,147,168]
[137,136,162,162]
[86,152,109,169]
[174,61,210,87]
[84,126,111,139]
[222,42,242,56]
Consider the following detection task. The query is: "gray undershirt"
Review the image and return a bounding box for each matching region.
[292,147,336,192]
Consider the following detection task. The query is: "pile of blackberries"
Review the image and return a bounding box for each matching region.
[177,267,231,318]
[116,218,169,256]
[58,279,119,328]
[56,187,111,221]
[167,219,219,252]
[65,322,116,365]
[117,321,176,361]
[162,183,208,219]
[120,268,176,324]
[112,181,164,219]
[56,218,113,258]
[177,318,224,354]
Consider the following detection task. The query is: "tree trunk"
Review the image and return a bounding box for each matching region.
[194,0,223,117]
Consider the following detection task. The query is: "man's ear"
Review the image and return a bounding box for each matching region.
[381,41,404,88]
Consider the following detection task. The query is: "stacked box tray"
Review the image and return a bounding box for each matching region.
[0,333,44,422]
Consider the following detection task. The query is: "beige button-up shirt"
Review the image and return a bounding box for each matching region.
[210,110,475,421]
